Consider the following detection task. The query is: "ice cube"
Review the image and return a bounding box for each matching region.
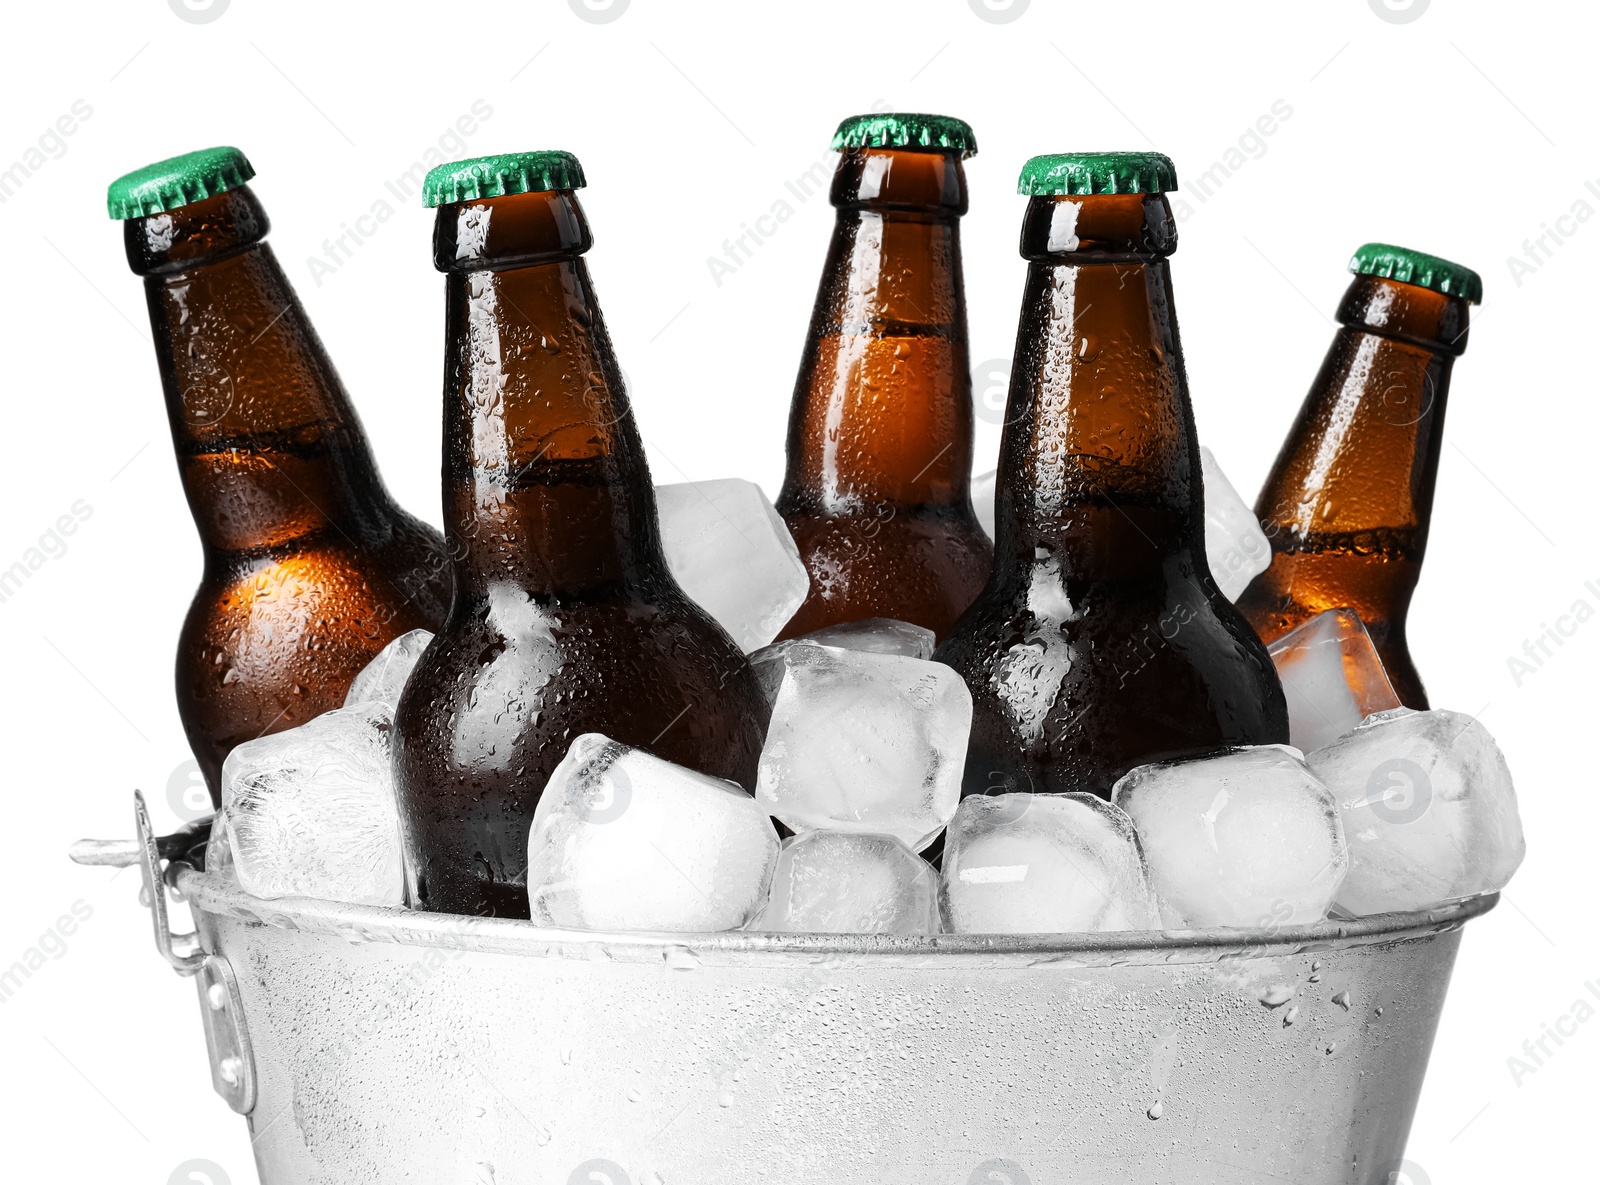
[204,811,233,877]
[756,831,941,935]
[1268,609,1403,754]
[343,628,434,712]
[940,793,1160,933]
[222,702,405,906]
[527,733,779,932]
[747,619,936,705]
[1305,707,1525,916]
[1198,446,1271,601]
[655,478,809,651]
[755,645,970,851]
[800,617,937,659]
[1113,746,1348,928]
[971,468,997,539]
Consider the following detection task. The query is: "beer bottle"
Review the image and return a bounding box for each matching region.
[775,113,993,642]
[110,147,452,804]
[392,151,768,919]
[1237,244,1481,708]
[934,153,1288,800]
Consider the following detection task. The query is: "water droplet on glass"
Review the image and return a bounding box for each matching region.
[665,946,700,971]
[1147,1100,1164,1120]
[1259,985,1294,1008]
[1333,991,1351,1011]
[1283,1005,1299,1027]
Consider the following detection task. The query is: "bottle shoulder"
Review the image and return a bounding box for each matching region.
[940,570,1267,676]
[409,591,757,696]
[778,509,994,639]
[391,593,767,788]
[939,572,1289,791]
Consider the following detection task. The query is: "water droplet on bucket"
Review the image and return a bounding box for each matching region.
[1283,1005,1299,1027]
[1259,985,1294,1008]
[717,1091,735,1108]
[665,946,700,971]
[1333,991,1351,1011]
[627,1086,644,1103]
[1148,1100,1164,1120]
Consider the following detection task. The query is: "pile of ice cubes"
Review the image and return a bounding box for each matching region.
[209,473,1525,937]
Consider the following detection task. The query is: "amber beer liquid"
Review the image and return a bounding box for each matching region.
[392,152,768,919]
[1238,244,1481,709]
[936,153,1288,801]
[110,148,451,802]
[776,114,993,641]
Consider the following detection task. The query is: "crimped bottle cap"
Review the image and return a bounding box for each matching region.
[106,146,254,219]
[422,150,586,207]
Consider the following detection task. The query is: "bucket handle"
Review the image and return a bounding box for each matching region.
[70,793,208,975]
[71,795,255,1112]
[132,790,206,976]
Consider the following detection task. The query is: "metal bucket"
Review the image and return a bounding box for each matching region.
[91,794,1495,1185]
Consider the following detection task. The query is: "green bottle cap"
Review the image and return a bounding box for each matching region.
[1017,151,1178,196]
[1348,242,1482,304]
[422,150,586,208]
[831,113,978,158]
[106,146,255,220]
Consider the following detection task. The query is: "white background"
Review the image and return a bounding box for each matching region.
[0,0,1592,1180]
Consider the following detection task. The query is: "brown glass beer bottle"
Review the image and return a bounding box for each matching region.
[934,153,1288,800]
[392,152,768,919]
[110,148,452,804]
[1237,244,1480,708]
[775,114,993,642]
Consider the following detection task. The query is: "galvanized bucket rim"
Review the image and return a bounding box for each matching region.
[176,866,1498,969]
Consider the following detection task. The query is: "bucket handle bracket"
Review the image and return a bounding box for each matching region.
[195,952,257,1114]
[133,790,206,975]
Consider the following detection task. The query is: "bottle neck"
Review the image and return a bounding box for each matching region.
[434,189,666,600]
[1255,275,1467,548]
[994,193,1202,581]
[780,148,974,514]
[128,187,390,554]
